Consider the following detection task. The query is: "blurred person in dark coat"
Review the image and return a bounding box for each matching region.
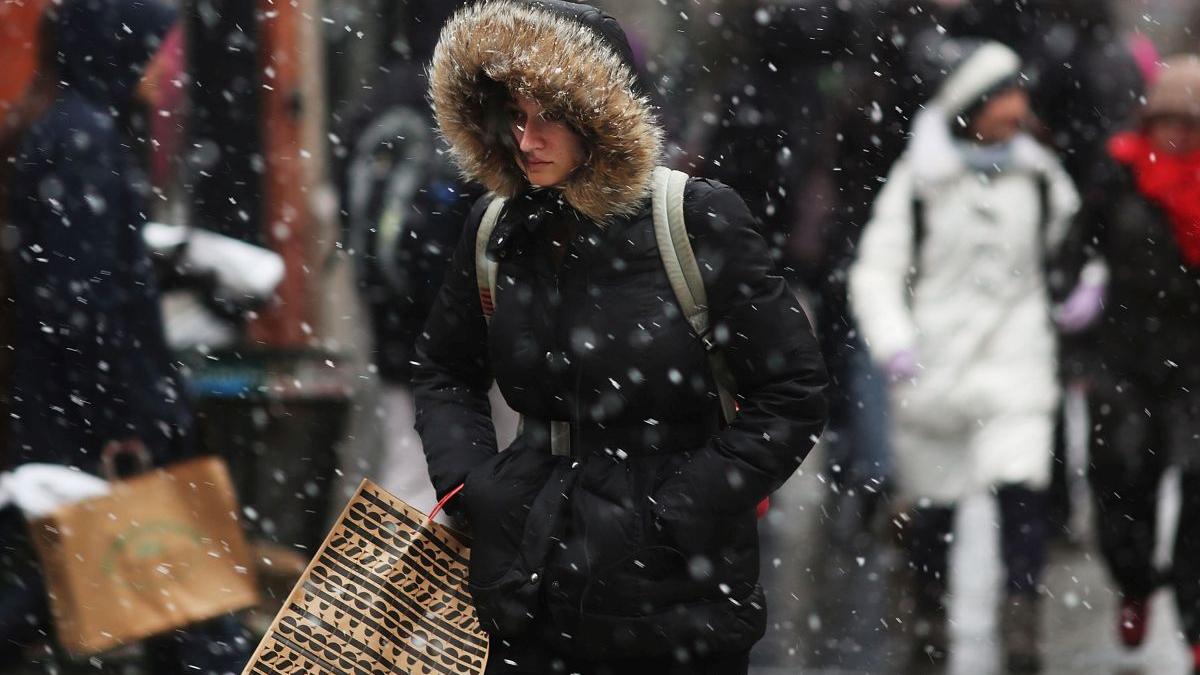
[949,0,1147,538]
[1021,0,1145,185]
[695,0,850,269]
[1053,55,1200,674]
[331,0,487,514]
[815,0,951,535]
[691,0,951,539]
[3,0,188,475]
[0,1,246,669]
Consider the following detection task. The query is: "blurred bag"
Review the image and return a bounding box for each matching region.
[242,479,489,674]
[26,441,258,656]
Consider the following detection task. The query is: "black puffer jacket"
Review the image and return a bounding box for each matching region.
[416,0,828,659]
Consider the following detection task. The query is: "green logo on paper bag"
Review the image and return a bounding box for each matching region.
[101,521,207,593]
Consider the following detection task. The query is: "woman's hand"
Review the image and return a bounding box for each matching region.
[1054,279,1106,334]
[886,347,921,381]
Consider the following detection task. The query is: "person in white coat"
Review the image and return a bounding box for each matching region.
[849,40,1079,672]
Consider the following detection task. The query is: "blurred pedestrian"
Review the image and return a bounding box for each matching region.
[1020,0,1146,185]
[0,0,247,670]
[949,0,1148,545]
[693,0,849,268]
[817,0,950,539]
[1054,54,1200,673]
[416,1,828,672]
[332,0,485,515]
[849,40,1079,671]
[1028,0,1147,540]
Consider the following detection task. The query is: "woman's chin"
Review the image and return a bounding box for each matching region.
[525,169,566,188]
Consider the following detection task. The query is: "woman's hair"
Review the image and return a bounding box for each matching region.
[476,75,591,173]
[949,80,1025,141]
[477,75,521,159]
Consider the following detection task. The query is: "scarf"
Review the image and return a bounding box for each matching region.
[955,138,1017,173]
[1108,131,1200,267]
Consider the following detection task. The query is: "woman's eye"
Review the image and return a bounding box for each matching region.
[539,110,563,123]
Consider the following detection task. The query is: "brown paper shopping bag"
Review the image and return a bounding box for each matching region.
[243,479,489,675]
[27,441,259,656]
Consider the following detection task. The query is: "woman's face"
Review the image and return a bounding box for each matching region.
[507,94,587,187]
[1147,115,1200,155]
[969,87,1030,145]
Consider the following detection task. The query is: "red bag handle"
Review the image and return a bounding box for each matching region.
[426,483,465,525]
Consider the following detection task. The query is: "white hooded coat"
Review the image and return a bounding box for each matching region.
[850,106,1079,504]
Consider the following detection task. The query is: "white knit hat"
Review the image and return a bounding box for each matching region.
[933,41,1022,119]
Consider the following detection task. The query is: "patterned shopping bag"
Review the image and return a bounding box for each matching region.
[243,479,488,674]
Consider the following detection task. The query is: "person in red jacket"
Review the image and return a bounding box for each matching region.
[1055,54,1200,674]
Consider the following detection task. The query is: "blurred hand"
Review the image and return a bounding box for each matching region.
[0,464,111,518]
[1055,280,1106,334]
[887,347,921,381]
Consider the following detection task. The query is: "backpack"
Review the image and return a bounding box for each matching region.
[342,100,473,381]
[474,167,738,457]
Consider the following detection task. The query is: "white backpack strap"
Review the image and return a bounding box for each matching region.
[651,167,738,424]
[475,195,506,324]
[652,167,707,335]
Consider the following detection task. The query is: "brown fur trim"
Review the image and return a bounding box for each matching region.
[428,1,663,223]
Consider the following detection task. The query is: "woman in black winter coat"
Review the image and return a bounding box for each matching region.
[415,2,829,673]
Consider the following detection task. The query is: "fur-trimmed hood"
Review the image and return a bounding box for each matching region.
[428,0,663,223]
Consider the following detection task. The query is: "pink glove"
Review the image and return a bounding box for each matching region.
[1055,280,1106,334]
[887,347,921,381]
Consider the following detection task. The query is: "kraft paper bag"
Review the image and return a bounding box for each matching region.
[243,479,489,675]
[27,445,259,656]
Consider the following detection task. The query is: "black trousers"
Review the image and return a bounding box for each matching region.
[484,636,750,675]
[1048,402,1072,533]
[1087,372,1200,641]
[906,484,1049,609]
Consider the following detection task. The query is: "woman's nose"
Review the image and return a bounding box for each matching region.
[518,119,542,152]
